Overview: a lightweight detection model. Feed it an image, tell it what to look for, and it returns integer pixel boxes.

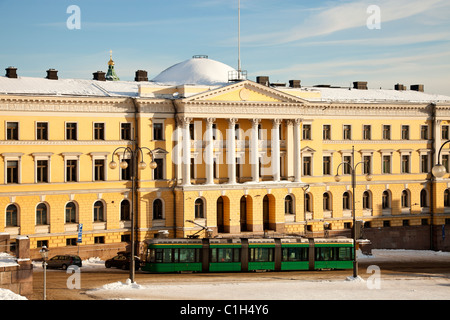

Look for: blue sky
[1,0,449,95]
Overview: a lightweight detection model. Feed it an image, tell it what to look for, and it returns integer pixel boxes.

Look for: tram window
[175,248,200,263]
[337,247,352,261]
[210,248,240,263]
[249,247,274,262]
[316,247,335,261]
[282,247,308,262]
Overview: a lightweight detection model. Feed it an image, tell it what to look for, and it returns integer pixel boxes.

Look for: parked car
[105,254,140,270]
[46,255,82,270]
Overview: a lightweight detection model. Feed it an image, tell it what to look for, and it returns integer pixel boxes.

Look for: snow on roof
[0,76,140,97]
[152,57,236,86]
[297,86,450,103]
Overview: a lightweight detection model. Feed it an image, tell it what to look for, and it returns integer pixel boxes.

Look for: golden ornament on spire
[108,50,115,66]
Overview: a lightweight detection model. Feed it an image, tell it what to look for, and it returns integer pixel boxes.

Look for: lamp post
[334,146,372,278]
[109,146,157,283]
[39,245,49,300]
[432,140,450,178]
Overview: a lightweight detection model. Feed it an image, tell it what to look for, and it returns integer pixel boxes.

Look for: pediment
[180,80,308,104]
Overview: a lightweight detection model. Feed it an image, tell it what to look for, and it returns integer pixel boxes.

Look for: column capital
[251,118,261,126]
[177,116,193,126]
[272,119,282,127]
[206,117,216,124]
[294,118,302,125]
[228,118,238,126]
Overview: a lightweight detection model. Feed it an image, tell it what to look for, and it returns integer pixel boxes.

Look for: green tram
[142,237,354,273]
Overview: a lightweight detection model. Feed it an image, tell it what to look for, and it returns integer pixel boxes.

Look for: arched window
[343,191,352,210]
[195,198,204,219]
[36,203,48,225]
[285,195,294,214]
[120,199,130,221]
[444,189,450,207]
[420,189,428,208]
[65,202,77,223]
[93,200,104,222]
[153,199,163,220]
[401,190,410,208]
[323,192,331,211]
[362,191,371,209]
[382,191,390,209]
[6,204,18,227]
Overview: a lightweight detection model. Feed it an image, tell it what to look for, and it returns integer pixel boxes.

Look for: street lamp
[432,139,450,178]
[39,245,49,300]
[334,146,372,278]
[109,146,157,283]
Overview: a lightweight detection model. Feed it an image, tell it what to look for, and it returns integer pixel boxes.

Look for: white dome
[152,57,236,85]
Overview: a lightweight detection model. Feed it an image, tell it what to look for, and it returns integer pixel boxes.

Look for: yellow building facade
[1,57,450,258]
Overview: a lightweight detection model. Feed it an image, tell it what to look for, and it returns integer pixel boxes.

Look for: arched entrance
[240,196,248,232]
[263,194,275,231]
[217,197,224,233]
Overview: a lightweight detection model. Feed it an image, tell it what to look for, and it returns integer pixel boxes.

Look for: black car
[46,255,82,270]
[105,254,140,270]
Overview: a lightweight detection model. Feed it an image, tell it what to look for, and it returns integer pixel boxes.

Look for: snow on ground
[2,249,450,300]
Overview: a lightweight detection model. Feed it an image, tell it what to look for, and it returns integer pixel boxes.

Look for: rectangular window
[121,123,132,140]
[249,247,274,262]
[94,159,105,181]
[66,123,77,140]
[94,123,105,140]
[343,125,351,140]
[66,160,78,182]
[153,123,163,141]
[363,156,371,174]
[7,161,18,184]
[421,154,429,173]
[6,122,19,140]
[443,155,449,173]
[401,125,410,140]
[323,156,331,175]
[382,155,391,174]
[303,156,312,176]
[154,158,164,180]
[36,122,48,140]
[421,125,428,140]
[343,156,352,174]
[302,124,311,140]
[121,159,131,180]
[363,125,371,140]
[383,125,391,140]
[323,125,331,140]
[401,155,410,173]
[36,160,49,183]
[443,125,449,140]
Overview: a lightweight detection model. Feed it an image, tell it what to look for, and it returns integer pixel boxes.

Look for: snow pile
[100,279,143,290]
[0,252,19,267]
[0,288,27,300]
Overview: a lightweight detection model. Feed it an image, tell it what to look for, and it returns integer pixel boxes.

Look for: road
[29,257,450,300]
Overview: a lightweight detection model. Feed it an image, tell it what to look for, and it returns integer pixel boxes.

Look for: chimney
[410,84,424,92]
[289,80,301,88]
[93,71,106,81]
[5,67,17,78]
[46,69,58,80]
[353,81,368,90]
[256,76,269,86]
[135,70,148,82]
[395,83,406,91]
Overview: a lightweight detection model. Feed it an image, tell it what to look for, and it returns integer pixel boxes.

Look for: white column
[205,117,215,185]
[272,119,281,182]
[227,118,238,184]
[286,120,294,179]
[175,117,183,184]
[181,117,192,186]
[251,118,261,183]
[293,118,302,182]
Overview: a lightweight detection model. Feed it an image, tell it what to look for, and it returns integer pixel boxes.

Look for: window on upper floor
[6,122,19,140]
[94,123,105,140]
[383,125,391,140]
[121,123,132,140]
[66,122,77,140]
[401,125,410,140]
[323,125,331,140]
[36,122,48,140]
[343,125,351,140]
[363,125,371,140]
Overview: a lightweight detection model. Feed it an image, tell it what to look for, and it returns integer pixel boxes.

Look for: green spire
[106,50,120,81]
